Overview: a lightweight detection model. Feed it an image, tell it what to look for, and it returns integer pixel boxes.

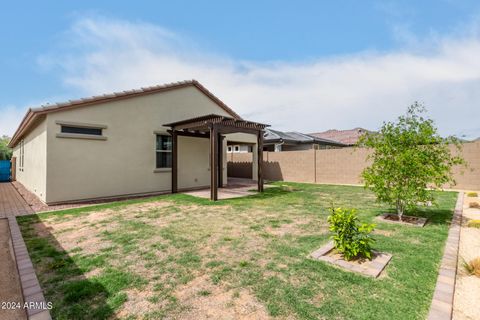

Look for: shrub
[467,220,480,228]
[327,207,376,261]
[463,257,480,277]
[469,202,480,208]
[467,192,478,197]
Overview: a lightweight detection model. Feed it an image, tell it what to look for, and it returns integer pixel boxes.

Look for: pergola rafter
[163,114,269,200]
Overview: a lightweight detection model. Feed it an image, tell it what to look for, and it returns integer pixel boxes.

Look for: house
[263,129,346,152]
[8,80,268,204]
[308,127,371,146]
[226,144,253,153]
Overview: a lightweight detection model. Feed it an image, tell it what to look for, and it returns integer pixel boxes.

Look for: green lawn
[18,183,457,319]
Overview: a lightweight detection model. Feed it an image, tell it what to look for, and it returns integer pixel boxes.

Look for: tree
[0,135,12,160]
[358,102,465,220]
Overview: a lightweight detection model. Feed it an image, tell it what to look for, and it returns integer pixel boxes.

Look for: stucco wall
[12,118,47,201]
[177,136,210,189]
[43,86,235,203]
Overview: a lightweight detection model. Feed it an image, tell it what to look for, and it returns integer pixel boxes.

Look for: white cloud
[39,16,480,139]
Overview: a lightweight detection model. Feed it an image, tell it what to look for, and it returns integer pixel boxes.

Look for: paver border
[309,241,392,278]
[427,192,463,320]
[7,216,52,320]
[376,213,428,227]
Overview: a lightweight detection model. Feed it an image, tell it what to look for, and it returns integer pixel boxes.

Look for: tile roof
[309,127,371,145]
[9,80,241,147]
[264,129,346,146]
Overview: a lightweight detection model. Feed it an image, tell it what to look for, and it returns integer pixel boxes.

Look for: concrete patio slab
[183,178,263,200]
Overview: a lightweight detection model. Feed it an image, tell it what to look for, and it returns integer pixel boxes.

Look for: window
[19,140,24,172]
[61,126,103,136]
[55,121,107,140]
[227,146,232,153]
[234,145,240,152]
[156,135,172,168]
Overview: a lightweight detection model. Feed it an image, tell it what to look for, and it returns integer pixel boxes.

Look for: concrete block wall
[227,141,480,190]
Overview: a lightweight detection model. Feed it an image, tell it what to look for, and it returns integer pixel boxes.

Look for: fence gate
[0,160,11,182]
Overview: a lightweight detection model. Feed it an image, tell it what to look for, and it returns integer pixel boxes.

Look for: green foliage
[467,219,480,228]
[0,135,12,160]
[467,192,478,197]
[358,103,465,217]
[327,207,376,261]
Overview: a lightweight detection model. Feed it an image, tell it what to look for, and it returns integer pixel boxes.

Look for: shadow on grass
[378,201,456,227]
[169,186,292,206]
[16,214,123,320]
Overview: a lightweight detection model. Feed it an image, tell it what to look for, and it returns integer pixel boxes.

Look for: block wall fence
[227,141,480,190]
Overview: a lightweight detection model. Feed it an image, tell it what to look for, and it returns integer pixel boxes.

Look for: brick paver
[0,182,51,319]
[427,192,464,320]
[0,182,34,218]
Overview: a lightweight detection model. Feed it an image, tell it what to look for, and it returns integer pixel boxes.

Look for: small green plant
[327,207,376,261]
[463,257,480,277]
[467,220,480,228]
[467,192,478,197]
[469,202,480,208]
[198,290,211,296]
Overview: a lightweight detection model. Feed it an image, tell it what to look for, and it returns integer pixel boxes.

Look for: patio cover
[163,114,269,200]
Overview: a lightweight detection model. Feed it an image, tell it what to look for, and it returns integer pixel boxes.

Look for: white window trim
[155,133,172,169]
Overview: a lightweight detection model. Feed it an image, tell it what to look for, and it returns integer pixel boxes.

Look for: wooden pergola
[163,114,269,200]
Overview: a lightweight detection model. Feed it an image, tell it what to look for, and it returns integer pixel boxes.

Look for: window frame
[60,126,103,136]
[155,134,173,169]
[19,139,24,172]
[55,120,107,141]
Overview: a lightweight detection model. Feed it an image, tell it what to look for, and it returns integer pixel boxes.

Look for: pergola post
[218,134,224,188]
[210,125,218,201]
[257,130,264,192]
[171,130,178,193]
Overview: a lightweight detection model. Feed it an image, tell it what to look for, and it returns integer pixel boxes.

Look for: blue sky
[1,0,480,138]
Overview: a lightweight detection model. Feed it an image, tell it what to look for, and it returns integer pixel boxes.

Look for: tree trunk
[396,199,404,221]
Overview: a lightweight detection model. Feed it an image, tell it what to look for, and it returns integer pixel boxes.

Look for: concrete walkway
[0,182,51,320]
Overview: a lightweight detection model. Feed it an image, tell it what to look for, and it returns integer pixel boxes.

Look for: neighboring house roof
[264,129,346,146]
[8,80,241,148]
[309,127,371,145]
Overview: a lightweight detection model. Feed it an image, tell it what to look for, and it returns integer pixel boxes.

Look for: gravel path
[0,219,27,320]
[453,192,480,320]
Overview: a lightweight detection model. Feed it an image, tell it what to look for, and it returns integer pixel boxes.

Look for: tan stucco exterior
[12,118,47,202]
[13,85,257,204]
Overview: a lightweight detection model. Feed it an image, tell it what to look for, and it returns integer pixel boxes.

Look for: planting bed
[377,213,427,227]
[310,241,392,278]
